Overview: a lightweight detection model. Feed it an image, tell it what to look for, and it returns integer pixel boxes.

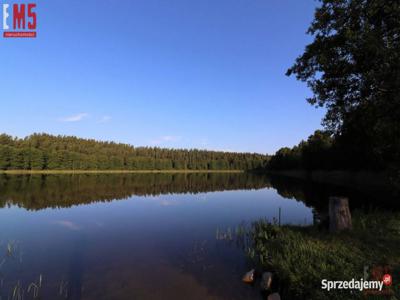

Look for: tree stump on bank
[329,197,352,232]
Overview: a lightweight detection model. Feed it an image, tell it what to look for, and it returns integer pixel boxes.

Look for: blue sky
[1,0,324,154]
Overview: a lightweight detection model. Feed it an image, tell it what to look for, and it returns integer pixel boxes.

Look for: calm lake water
[0,173,389,299]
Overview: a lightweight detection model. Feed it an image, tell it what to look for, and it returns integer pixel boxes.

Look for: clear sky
[1,0,325,154]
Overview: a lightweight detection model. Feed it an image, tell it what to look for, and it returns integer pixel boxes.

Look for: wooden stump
[329,197,352,232]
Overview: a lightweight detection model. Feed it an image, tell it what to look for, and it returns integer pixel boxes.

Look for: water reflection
[0,173,391,212]
[0,172,391,299]
[0,173,270,210]
[268,174,399,212]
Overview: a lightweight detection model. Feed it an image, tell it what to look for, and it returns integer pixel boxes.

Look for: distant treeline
[0,133,269,171]
[267,130,391,172]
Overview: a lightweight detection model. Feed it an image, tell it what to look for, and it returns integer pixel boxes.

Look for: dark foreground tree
[287,0,400,176]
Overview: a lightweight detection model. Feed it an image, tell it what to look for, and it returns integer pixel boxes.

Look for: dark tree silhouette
[276,0,400,177]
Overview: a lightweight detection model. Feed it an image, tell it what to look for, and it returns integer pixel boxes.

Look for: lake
[0,173,390,299]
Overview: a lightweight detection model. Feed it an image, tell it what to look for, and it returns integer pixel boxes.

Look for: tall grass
[224,211,400,300]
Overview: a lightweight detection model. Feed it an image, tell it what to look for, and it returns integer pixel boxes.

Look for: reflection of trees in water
[269,175,331,212]
[268,174,398,213]
[0,173,271,210]
[0,173,393,211]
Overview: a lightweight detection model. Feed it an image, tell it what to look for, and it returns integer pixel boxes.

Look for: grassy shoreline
[240,211,400,299]
[0,169,244,174]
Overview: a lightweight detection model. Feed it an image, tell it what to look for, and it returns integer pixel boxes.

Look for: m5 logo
[2,3,37,38]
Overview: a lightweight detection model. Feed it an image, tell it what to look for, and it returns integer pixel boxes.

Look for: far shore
[0,169,244,174]
[268,169,391,191]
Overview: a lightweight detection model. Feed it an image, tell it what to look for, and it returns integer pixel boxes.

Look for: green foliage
[286,0,400,176]
[268,130,334,170]
[287,0,400,131]
[0,133,269,171]
[246,212,400,299]
[0,145,13,169]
